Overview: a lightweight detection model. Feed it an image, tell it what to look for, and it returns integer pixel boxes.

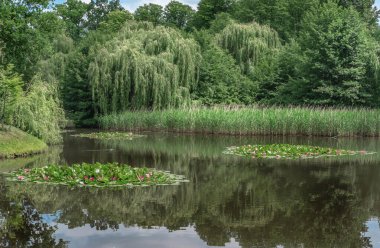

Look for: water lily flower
[360,150,367,155]
[90,177,95,182]
[145,173,151,178]
[24,169,30,173]
[44,176,49,181]
[17,176,25,180]
[138,175,145,181]
[84,176,88,180]
[95,169,100,174]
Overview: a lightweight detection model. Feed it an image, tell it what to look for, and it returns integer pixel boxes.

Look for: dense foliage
[88,22,201,114]
[0,0,379,133]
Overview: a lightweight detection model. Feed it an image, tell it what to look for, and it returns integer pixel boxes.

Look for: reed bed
[99,106,380,137]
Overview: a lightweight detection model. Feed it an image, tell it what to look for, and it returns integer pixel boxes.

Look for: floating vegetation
[5,163,187,187]
[224,144,373,159]
[72,132,145,140]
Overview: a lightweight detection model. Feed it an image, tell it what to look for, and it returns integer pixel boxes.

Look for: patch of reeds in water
[99,106,380,137]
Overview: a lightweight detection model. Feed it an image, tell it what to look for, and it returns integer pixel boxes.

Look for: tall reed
[99,106,380,137]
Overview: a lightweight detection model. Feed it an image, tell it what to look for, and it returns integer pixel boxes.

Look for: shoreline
[99,107,380,138]
[0,126,47,159]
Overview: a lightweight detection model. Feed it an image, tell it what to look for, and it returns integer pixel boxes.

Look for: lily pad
[5,162,186,187]
[72,132,145,140]
[224,144,373,159]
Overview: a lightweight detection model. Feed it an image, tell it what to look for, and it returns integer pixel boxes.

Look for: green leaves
[7,162,186,187]
[72,132,145,140]
[225,144,370,159]
[0,64,23,124]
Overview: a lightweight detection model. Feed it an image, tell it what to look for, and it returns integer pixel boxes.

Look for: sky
[54,0,380,13]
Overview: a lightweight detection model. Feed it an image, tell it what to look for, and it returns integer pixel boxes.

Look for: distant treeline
[0,0,379,135]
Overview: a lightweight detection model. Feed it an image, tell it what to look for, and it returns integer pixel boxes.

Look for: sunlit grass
[0,126,47,159]
[99,106,380,137]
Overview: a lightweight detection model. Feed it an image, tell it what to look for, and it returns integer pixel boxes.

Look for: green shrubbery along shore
[0,126,47,159]
[100,107,380,137]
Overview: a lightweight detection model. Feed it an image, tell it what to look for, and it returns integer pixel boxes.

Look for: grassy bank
[99,107,380,137]
[0,126,47,159]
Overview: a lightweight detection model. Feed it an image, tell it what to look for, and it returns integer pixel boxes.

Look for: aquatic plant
[224,144,372,159]
[6,163,186,187]
[99,106,380,137]
[72,132,145,140]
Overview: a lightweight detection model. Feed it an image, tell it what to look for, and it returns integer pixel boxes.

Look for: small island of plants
[225,144,371,159]
[72,132,145,140]
[6,163,186,187]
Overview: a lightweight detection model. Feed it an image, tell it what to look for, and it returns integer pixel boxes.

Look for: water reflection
[0,132,379,247]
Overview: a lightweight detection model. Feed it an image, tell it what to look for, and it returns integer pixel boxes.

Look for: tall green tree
[134,3,164,25]
[88,22,201,114]
[86,0,124,30]
[55,0,88,40]
[337,0,379,27]
[277,1,380,106]
[0,0,65,81]
[98,10,133,33]
[232,0,319,40]
[0,64,23,125]
[164,1,194,30]
[194,45,258,105]
[193,0,234,29]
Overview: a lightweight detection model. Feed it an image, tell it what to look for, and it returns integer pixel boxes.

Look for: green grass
[5,162,187,187]
[0,126,47,159]
[99,106,380,137]
[225,144,372,159]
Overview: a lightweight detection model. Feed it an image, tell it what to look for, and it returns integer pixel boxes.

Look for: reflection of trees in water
[0,179,67,247]
[2,134,380,247]
[7,160,380,247]
[0,145,63,173]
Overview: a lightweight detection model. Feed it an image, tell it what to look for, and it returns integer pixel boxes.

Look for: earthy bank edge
[224,144,373,159]
[5,163,187,187]
[71,132,145,140]
[0,126,47,159]
[100,107,380,137]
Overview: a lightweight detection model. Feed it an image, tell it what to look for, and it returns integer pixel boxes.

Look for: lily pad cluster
[6,163,186,187]
[225,144,369,159]
[72,132,145,140]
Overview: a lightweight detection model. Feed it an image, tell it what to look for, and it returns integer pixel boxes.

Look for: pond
[0,130,380,247]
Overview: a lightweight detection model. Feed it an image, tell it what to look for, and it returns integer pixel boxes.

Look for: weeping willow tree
[88,22,201,115]
[217,22,282,75]
[11,77,65,144]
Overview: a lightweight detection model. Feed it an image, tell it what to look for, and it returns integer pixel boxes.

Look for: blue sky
[54,0,380,12]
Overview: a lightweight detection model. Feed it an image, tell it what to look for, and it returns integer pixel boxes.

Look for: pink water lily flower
[17,176,25,181]
[44,176,49,181]
[138,175,145,181]
[360,150,367,155]
[84,176,89,180]
[90,177,95,182]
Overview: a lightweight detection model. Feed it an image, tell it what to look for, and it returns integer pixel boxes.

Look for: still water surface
[0,131,380,248]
